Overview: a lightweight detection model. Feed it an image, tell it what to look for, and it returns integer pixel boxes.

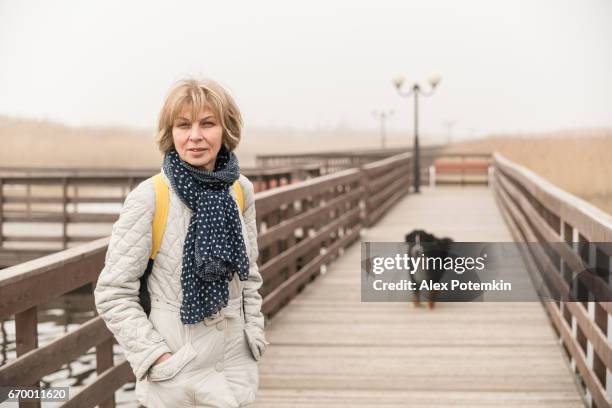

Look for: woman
[94,78,268,407]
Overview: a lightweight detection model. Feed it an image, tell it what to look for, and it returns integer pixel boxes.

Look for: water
[0,293,140,407]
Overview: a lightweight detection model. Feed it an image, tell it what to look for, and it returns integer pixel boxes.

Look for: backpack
[139,173,245,316]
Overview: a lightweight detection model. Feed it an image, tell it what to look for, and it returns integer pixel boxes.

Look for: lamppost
[443,120,458,145]
[392,74,440,193]
[372,109,394,149]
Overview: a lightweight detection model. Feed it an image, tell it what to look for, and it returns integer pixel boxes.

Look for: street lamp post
[443,120,458,145]
[392,74,440,193]
[372,109,394,149]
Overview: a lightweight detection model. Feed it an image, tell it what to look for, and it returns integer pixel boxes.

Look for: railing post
[62,177,68,249]
[15,307,40,408]
[285,201,297,279]
[266,208,282,288]
[73,184,79,213]
[0,177,4,247]
[608,252,612,402]
[294,168,301,183]
[429,165,436,189]
[26,181,31,218]
[359,166,370,228]
[96,337,116,408]
[0,319,6,365]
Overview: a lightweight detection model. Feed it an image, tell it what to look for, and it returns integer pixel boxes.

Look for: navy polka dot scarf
[163,146,250,324]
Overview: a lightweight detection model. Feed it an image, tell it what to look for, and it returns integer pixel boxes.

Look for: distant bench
[429,158,492,186]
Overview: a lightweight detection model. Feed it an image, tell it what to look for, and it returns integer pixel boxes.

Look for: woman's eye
[177,123,190,129]
[201,122,215,127]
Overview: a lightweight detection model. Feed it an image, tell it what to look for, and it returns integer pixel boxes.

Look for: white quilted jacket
[94,168,268,407]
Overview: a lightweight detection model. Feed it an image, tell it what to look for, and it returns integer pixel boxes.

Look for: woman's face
[172,105,223,171]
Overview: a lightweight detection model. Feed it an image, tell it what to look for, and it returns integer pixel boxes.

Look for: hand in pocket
[148,344,197,382]
[152,352,173,367]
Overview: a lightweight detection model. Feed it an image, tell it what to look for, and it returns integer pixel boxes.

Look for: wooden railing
[255,147,409,172]
[0,174,143,246]
[256,146,445,175]
[255,168,363,315]
[243,164,321,192]
[0,238,122,408]
[0,166,322,267]
[492,153,612,408]
[0,152,486,268]
[0,152,413,407]
[256,148,488,187]
[0,165,320,180]
[362,153,412,226]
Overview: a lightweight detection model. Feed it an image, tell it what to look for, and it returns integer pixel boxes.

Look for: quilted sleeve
[240,175,269,359]
[93,179,172,381]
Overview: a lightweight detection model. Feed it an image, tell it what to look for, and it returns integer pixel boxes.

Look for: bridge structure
[0,148,610,407]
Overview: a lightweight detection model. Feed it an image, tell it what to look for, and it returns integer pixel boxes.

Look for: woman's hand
[244,325,270,361]
[152,352,172,366]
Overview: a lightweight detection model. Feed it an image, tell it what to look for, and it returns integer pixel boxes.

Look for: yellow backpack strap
[232,179,245,213]
[151,173,169,260]
[150,175,241,260]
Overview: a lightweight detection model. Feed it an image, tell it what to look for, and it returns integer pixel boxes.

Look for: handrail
[494,153,612,244]
[492,152,611,408]
[0,167,322,265]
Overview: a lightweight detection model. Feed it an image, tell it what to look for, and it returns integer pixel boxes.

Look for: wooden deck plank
[253,186,584,407]
[254,389,582,408]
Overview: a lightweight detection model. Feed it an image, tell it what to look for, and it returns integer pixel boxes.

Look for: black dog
[404,229,454,309]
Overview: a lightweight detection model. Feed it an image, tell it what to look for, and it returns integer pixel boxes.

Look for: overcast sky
[0,0,610,139]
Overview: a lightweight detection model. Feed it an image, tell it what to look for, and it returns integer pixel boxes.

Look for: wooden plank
[0,317,112,387]
[2,236,77,243]
[255,169,362,217]
[435,178,488,186]
[260,208,359,282]
[362,152,411,172]
[549,303,608,408]
[367,175,410,226]
[0,235,106,243]
[434,160,490,172]
[0,238,108,319]
[0,166,156,175]
[254,389,582,408]
[2,213,118,223]
[258,190,361,248]
[60,361,133,408]
[263,226,360,316]
[0,175,147,185]
[2,196,125,204]
[365,165,407,193]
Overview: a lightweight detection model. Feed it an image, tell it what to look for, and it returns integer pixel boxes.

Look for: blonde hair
[156,78,242,153]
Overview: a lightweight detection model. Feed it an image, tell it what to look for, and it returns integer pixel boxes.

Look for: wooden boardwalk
[252,186,584,407]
